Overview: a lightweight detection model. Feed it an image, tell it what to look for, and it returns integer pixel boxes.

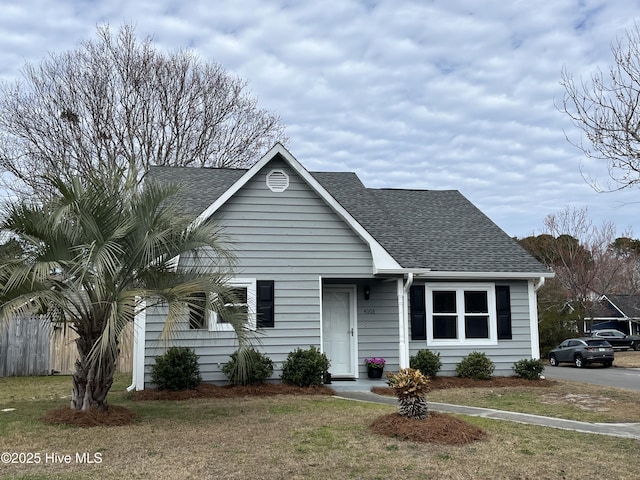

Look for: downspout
[534,276,545,292]
[127,298,146,392]
[397,273,414,368]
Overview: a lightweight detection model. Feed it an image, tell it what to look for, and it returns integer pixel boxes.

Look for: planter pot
[367,366,384,379]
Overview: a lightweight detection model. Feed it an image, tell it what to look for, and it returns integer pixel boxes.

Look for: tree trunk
[70,334,117,411]
[398,395,428,420]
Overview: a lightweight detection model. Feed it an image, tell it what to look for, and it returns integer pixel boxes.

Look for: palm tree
[0,171,248,411]
[386,368,430,419]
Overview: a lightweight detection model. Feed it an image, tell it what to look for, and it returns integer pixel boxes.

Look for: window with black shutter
[256,280,275,328]
[496,286,512,340]
[410,285,426,340]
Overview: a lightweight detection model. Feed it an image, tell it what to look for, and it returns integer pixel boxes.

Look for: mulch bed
[130,382,336,401]
[372,375,556,396]
[41,376,551,439]
[366,376,554,445]
[370,411,486,445]
[41,405,137,428]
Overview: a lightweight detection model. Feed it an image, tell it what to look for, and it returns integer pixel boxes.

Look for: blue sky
[1,0,639,238]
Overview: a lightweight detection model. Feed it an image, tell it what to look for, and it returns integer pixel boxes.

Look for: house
[129,144,553,389]
[585,294,640,335]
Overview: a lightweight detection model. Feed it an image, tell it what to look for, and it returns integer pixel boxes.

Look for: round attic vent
[266,169,289,192]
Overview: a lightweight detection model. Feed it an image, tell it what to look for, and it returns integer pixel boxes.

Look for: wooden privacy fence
[0,315,133,377]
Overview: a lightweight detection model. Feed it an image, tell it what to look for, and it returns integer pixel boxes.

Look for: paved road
[542,364,640,391]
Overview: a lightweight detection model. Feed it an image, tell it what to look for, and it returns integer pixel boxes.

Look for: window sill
[428,339,498,347]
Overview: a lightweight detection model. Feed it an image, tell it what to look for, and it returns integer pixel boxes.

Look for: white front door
[322,286,357,378]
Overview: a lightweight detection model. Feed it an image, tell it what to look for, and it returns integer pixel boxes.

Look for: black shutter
[496,285,512,340]
[256,280,275,328]
[410,285,426,340]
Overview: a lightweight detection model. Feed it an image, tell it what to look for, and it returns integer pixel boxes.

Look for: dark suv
[590,329,640,351]
[548,338,614,368]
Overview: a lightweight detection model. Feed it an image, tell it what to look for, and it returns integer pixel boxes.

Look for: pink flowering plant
[365,357,386,369]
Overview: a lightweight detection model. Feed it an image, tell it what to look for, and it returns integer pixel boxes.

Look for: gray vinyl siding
[355,279,400,375]
[143,156,538,385]
[144,158,377,384]
[408,280,533,375]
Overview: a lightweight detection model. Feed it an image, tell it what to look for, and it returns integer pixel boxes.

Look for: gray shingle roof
[312,172,548,273]
[148,165,244,218]
[148,164,549,274]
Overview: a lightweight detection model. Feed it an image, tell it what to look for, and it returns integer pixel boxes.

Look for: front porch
[327,377,388,392]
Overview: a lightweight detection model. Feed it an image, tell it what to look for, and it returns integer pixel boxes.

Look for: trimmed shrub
[513,358,545,380]
[281,346,330,387]
[222,348,274,385]
[409,349,442,377]
[151,347,201,391]
[455,351,495,380]
[386,368,430,419]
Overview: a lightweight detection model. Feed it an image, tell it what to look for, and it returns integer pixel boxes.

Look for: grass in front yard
[612,350,640,368]
[424,353,640,423]
[427,379,640,423]
[0,374,638,479]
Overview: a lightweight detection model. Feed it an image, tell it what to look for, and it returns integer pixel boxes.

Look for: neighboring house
[585,294,640,335]
[130,144,553,389]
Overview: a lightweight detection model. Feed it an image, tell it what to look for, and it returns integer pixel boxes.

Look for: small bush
[409,349,442,377]
[385,368,430,399]
[513,358,545,380]
[281,346,330,387]
[455,351,495,380]
[151,347,201,391]
[222,348,274,385]
[386,368,430,419]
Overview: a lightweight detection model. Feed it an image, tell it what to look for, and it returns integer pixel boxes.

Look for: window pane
[464,291,488,313]
[220,305,249,324]
[225,287,248,304]
[220,285,249,325]
[433,315,457,339]
[465,316,489,338]
[189,293,207,330]
[433,291,456,313]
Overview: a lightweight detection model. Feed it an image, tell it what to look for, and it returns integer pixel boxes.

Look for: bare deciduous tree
[560,24,640,191]
[521,207,628,333]
[0,24,287,198]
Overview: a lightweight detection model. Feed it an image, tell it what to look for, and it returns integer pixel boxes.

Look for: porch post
[528,280,541,359]
[127,298,146,392]
[397,274,412,368]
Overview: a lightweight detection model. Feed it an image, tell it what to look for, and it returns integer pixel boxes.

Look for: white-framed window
[426,283,497,346]
[211,278,256,331]
[189,279,256,332]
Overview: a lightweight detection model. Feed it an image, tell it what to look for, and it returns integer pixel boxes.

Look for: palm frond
[0,169,250,389]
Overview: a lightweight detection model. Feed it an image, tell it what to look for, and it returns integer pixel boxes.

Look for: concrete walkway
[332,389,640,440]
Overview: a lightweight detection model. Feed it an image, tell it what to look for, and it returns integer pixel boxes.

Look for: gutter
[377,269,555,280]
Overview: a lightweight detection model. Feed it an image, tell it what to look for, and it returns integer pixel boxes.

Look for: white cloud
[0,0,639,238]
